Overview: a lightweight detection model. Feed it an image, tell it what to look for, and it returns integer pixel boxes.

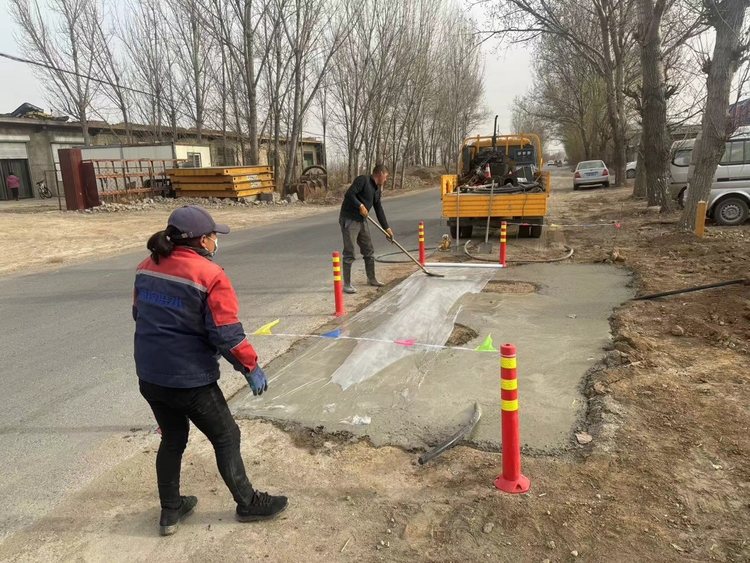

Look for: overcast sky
[0,0,533,138]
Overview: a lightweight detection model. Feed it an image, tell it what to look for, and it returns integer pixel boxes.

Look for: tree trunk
[81,106,91,146]
[245,0,259,164]
[639,0,673,211]
[632,137,647,198]
[679,0,748,230]
[283,46,303,186]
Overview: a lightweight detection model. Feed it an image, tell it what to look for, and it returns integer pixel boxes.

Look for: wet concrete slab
[233,263,633,452]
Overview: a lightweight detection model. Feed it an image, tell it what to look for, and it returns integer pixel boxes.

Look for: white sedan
[574,160,611,190]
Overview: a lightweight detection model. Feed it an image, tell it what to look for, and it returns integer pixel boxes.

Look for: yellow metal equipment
[441,133,551,239]
[168,165,275,199]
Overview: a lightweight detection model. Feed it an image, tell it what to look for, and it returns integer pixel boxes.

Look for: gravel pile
[77,193,305,213]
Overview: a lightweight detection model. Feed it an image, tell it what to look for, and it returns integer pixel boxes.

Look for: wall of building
[0,117,324,197]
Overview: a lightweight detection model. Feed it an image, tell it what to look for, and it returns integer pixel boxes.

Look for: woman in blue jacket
[134,205,287,535]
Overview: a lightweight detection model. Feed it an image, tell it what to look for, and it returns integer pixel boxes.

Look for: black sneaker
[236,491,288,522]
[159,495,198,536]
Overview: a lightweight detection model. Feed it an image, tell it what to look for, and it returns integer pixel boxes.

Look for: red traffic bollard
[418,222,426,266]
[494,343,530,494]
[332,252,346,317]
[499,221,507,267]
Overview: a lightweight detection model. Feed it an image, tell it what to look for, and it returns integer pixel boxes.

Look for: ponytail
[147,227,176,264]
[147,224,202,263]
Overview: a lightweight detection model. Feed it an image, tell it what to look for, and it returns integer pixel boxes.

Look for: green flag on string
[475,334,497,352]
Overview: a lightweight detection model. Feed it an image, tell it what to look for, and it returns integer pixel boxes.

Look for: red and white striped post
[332,252,346,317]
[494,343,530,494]
[418,221,426,266]
[499,221,507,267]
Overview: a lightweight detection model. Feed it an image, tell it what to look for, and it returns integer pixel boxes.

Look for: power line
[0,51,154,98]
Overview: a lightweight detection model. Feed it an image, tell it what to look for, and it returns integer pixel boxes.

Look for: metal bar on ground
[424,263,505,269]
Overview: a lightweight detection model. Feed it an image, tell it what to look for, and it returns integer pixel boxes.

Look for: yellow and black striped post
[494,343,530,493]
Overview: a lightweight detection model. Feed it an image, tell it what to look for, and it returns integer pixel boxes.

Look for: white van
[669,134,750,225]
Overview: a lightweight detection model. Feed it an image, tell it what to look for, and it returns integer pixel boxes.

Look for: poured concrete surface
[233,264,634,451]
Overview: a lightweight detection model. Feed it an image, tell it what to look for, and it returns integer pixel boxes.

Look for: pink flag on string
[394,339,416,347]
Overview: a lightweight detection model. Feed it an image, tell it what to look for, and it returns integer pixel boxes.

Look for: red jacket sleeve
[204,270,258,374]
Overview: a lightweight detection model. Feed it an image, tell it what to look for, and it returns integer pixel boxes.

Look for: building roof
[0,106,322,145]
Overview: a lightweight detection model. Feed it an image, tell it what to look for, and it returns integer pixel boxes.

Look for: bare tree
[85,0,133,142]
[10,0,97,144]
[680,0,750,230]
[487,0,637,186]
[509,34,612,164]
[167,0,216,141]
[636,0,674,210]
[281,0,350,185]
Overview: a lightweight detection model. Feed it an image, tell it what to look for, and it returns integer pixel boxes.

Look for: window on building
[303,151,314,168]
[185,152,202,168]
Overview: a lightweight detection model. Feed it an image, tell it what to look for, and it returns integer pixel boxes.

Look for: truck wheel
[529,225,543,238]
[713,197,749,226]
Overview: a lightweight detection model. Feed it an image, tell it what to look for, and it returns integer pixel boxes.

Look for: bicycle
[36,179,52,199]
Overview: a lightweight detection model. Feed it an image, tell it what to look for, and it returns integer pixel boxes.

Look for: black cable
[0,51,155,97]
[632,279,746,301]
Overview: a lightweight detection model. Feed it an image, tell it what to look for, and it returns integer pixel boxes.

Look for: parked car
[626,161,637,179]
[669,134,750,225]
[573,160,610,190]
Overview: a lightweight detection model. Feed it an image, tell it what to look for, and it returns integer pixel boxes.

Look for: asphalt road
[0,188,442,543]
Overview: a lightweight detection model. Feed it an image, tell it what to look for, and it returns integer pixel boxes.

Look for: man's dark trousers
[339,216,374,266]
[139,380,255,510]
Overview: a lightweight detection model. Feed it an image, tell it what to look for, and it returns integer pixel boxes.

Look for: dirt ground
[2,177,749,562]
[0,202,332,278]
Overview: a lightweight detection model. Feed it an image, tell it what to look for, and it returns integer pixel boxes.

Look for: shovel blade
[475,242,494,254]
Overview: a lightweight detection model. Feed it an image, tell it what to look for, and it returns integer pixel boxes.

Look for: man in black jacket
[339,164,393,293]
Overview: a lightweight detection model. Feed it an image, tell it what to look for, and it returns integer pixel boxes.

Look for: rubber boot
[365,258,384,287]
[343,262,357,294]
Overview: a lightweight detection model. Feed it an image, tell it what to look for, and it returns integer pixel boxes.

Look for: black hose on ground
[463,240,575,264]
[418,402,482,465]
[632,279,747,301]
[374,246,441,264]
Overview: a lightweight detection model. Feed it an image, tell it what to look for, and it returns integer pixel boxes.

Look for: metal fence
[86,158,187,199]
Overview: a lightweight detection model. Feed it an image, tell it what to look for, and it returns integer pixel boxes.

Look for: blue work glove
[244,365,268,396]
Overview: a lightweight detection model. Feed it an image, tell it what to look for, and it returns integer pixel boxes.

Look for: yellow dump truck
[441,132,551,239]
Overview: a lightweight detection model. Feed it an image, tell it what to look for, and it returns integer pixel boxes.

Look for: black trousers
[139,379,255,510]
[340,216,375,266]
[10,188,18,201]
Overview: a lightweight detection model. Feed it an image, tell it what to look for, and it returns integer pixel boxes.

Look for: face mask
[210,236,218,257]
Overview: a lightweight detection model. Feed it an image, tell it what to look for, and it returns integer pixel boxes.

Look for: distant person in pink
[6,173,21,201]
